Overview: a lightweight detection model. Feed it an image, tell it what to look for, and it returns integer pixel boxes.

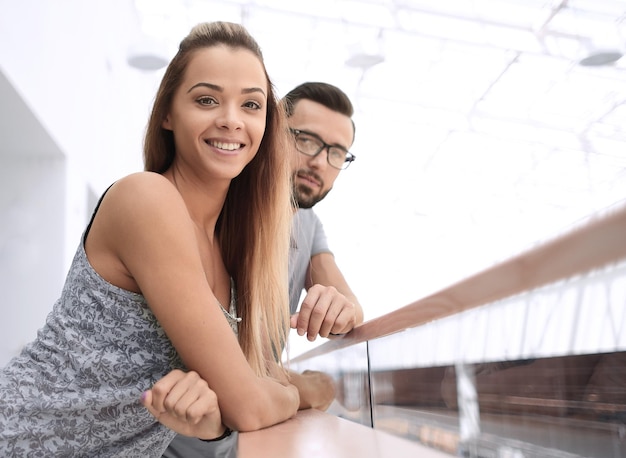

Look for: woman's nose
[216,106,244,130]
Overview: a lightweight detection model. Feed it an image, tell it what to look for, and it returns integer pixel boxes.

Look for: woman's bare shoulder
[96,172,190,236]
[105,172,182,208]
[111,171,175,196]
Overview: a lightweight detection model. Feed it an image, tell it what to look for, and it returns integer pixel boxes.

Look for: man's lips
[297,173,321,188]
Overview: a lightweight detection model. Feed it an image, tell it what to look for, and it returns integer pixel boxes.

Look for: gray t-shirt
[288,208,332,314]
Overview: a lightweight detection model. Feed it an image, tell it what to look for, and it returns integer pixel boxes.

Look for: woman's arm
[141,369,225,440]
[86,173,299,431]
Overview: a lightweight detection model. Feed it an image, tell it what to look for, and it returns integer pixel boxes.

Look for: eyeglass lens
[296,133,349,169]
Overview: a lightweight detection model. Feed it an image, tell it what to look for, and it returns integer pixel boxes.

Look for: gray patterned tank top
[0,238,186,457]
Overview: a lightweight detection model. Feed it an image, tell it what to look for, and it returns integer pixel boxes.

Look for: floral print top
[0,239,185,457]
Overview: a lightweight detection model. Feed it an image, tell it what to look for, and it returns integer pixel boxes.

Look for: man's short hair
[283,82,355,140]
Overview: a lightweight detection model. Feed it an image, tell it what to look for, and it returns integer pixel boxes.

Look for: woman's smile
[206,139,245,155]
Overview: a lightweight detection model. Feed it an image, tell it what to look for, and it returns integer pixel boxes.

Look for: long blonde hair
[144,22,292,376]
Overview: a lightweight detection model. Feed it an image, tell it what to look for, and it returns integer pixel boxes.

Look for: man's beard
[293,183,331,209]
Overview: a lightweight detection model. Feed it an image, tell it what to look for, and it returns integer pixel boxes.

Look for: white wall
[0,0,151,190]
[0,0,156,364]
[0,157,66,365]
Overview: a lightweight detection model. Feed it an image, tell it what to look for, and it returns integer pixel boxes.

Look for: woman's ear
[162,115,172,131]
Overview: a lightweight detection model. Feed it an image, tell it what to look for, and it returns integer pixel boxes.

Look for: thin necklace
[219,278,241,333]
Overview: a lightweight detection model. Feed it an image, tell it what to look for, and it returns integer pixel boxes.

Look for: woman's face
[162,45,268,181]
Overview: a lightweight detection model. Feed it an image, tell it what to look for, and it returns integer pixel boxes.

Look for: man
[284,81,364,341]
[163,82,362,457]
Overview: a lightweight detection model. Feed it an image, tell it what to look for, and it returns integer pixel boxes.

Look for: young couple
[0,21,361,457]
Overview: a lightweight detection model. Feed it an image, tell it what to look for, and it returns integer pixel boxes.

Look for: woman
[0,21,299,456]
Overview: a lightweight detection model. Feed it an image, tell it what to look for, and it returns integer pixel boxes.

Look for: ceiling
[130,0,626,287]
[127,1,626,222]
[132,0,626,157]
[2,0,626,317]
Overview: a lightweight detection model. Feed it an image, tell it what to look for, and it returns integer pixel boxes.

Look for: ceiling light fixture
[127,52,168,71]
[345,49,385,69]
[345,29,386,71]
[127,36,169,71]
[578,50,624,67]
[127,0,170,71]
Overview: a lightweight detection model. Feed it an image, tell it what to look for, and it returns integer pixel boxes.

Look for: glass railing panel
[370,364,458,454]
[289,341,372,426]
[367,261,626,457]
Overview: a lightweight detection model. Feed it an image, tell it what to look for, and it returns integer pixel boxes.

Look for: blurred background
[1,0,625,363]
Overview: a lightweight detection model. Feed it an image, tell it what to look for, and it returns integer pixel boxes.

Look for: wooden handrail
[291,204,626,363]
[238,409,452,458]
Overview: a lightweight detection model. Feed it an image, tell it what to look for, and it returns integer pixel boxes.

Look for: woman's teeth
[210,141,241,151]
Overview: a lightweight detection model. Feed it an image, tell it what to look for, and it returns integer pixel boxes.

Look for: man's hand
[141,369,226,440]
[291,284,357,341]
[289,369,336,411]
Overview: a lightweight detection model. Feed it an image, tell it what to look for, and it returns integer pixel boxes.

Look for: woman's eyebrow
[187,82,221,93]
[187,82,266,98]
[242,87,266,97]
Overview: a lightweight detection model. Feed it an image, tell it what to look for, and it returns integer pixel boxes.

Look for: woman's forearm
[222,378,299,431]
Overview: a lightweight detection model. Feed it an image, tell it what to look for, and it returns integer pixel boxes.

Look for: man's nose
[307,148,328,169]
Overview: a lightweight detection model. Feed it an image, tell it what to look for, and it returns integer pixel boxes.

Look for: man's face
[288,99,354,208]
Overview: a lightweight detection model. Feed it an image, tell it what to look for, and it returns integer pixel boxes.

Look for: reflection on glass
[290,342,371,426]
[368,341,626,457]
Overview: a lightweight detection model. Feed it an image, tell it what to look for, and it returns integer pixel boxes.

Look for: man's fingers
[296,287,322,336]
[290,313,299,329]
[329,304,356,335]
[305,288,334,341]
[297,285,358,340]
[317,301,342,338]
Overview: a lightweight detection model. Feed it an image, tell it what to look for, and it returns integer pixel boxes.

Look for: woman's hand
[141,369,226,440]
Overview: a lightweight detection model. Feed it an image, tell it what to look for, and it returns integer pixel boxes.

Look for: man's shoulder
[295,207,320,223]
[293,207,330,254]
[293,208,324,240]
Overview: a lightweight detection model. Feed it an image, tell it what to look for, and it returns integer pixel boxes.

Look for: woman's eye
[243,100,262,110]
[197,96,216,106]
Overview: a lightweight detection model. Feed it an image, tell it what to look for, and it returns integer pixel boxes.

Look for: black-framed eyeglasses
[290,128,355,170]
